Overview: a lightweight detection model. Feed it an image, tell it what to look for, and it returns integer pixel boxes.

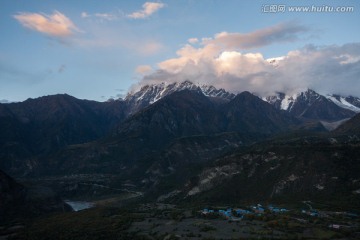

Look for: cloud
[277,43,360,96]
[142,47,276,94]
[81,12,89,18]
[137,23,360,97]
[94,13,118,21]
[188,38,199,44]
[14,11,80,37]
[127,2,165,19]
[136,65,153,74]
[154,22,309,73]
[205,22,309,50]
[81,3,164,21]
[81,11,120,21]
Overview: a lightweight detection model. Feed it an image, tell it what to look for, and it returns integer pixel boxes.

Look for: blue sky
[1,0,360,102]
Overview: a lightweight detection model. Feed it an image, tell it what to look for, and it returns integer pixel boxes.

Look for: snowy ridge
[265,89,360,113]
[125,81,360,121]
[125,80,235,105]
[263,91,302,111]
[124,81,235,115]
[264,89,360,121]
[200,85,236,99]
[326,95,360,113]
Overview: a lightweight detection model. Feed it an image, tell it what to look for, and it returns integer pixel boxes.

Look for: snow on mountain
[199,84,236,100]
[124,81,235,115]
[343,96,360,108]
[264,89,357,121]
[326,95,360,113]
[280,94,297,111]
[124,80,360,122]
[263,90,315,112]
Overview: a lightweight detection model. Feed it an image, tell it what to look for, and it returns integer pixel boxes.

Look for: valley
[1,81,360,239]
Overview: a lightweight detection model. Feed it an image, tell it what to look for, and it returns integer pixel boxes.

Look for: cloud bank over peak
[137,22,360,97]
[14,11,80,38]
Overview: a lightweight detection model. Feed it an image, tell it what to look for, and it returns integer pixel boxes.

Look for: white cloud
[81,12,89,18]
[94,13,118,21]
[136,65,153,74]
[138,23,360,97]
[81,11,120,21]
[188,38,199,44]
[127,2,165,19]
[14,11,80,37]
[276,44,360,96]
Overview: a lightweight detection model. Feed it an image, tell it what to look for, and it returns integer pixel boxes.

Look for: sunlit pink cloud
[14,10,80,37]
[136,65,153,74]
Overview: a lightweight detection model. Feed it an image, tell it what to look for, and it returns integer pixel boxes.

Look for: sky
[1,0,360,102]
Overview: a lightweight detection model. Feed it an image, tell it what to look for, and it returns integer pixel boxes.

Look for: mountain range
[125,80,360,122]
[124,81,235,116]
[264,89,359,122]
[1,81,360,210]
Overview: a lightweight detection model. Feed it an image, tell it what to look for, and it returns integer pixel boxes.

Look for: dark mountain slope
[30,90,302,182]
[0,105,36,175]
[35,90,223,176]
[117,89,219,147]
[0,94,127,175]
[6,94,126,152]
[0,169,70,223]
[299,94,355,121]
[223,91,299,134]
[0,169,26,214]
[334,113,360,134]
[0,104,26,144]
[179,135,360,206]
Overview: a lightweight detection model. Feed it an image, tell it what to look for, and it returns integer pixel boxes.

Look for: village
[124,202,360,239]
[199,202,359,231]
[201,204,288,220]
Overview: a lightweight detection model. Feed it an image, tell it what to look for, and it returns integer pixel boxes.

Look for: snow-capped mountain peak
[200,84,235,100]
[264,89,359,121]
[125,81,360,122]
[124,81,235,115]
[263,89,317,112]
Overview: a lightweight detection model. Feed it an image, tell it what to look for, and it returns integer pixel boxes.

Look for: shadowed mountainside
[0,169,71,223]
